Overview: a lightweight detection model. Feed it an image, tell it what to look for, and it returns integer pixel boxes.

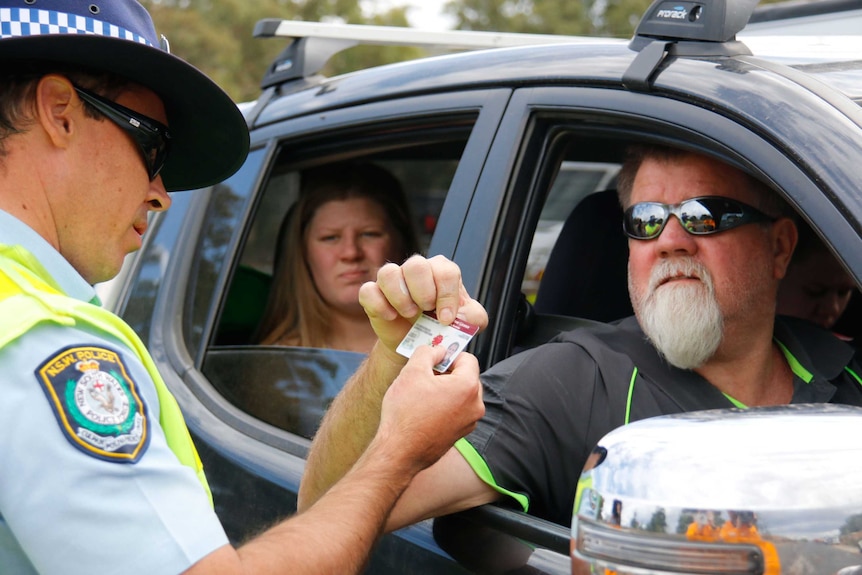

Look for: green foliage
[601,0,654,36]
[841,513,862,536]
[645,507,668,533]
[141,0,421,102]
[443,0,653,36]
[445,0,791,37]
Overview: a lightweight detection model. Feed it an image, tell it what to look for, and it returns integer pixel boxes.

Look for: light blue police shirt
[0,210,228,574]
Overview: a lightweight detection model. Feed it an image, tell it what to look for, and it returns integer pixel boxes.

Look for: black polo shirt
[455,315,862,527]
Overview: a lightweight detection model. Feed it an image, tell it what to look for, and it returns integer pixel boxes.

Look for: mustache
[647,258,712,295]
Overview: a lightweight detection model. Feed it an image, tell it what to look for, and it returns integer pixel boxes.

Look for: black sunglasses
[74,86,172,181]
[623,196,775,240]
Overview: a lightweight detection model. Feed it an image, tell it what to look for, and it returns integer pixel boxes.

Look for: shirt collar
[773,315,856,403]
[616,315,853,407]
[773,315,854,382]
[0,210,99,305]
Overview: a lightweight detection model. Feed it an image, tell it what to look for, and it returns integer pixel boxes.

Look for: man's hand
[300,255,487,518]
[359,255,489,361]
[376,344,484,473]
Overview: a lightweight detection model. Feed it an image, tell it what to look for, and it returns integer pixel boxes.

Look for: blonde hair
[256,162,419,347]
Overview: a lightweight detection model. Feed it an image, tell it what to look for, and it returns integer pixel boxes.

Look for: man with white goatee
[299,144,862,531]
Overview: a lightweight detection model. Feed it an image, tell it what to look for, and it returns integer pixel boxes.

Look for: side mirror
[571,404,862,574]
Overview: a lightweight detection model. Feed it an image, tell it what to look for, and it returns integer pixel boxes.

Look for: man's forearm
[298,341,406,511]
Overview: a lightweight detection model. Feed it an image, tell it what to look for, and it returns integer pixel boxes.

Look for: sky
[362,0,455,31]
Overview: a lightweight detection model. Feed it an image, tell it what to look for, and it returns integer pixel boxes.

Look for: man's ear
[771,218,798,280]
[34,75,78,149]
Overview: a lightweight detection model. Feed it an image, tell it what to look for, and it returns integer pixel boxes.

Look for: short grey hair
[616,143,793,220]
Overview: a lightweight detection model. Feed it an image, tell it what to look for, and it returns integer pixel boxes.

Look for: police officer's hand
[377,344,484,471]
[359,255,489,360]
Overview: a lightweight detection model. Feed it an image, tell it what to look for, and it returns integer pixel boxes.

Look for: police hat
[0,0,250,191]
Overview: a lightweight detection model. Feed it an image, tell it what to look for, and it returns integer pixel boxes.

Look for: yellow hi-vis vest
[0,243,213,505]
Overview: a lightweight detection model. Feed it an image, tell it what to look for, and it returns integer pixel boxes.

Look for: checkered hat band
[0,7,153,46]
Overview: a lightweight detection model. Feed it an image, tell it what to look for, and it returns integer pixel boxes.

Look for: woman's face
[305,197,403,315]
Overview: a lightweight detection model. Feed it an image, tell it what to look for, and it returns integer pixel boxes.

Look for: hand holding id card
[396,311,479,372]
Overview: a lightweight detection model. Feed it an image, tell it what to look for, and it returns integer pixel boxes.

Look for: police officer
[0,1,484,573]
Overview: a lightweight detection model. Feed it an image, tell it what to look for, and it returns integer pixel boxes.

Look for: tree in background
[645,507,669,534]
[443,0,653,36]
[443,0,785,36]
[142,0,418,102]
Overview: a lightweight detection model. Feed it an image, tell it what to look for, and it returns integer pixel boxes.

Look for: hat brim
[1,34,250,192]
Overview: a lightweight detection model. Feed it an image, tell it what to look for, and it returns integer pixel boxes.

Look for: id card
[396,311,479,372]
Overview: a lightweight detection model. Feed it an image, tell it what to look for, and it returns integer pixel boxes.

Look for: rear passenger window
[202,115,476,438]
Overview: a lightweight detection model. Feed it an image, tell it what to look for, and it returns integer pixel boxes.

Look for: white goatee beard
[630,258,724,370]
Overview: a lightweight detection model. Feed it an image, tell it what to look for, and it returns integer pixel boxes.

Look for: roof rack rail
[749,0,862,25]
[253,19,609,90]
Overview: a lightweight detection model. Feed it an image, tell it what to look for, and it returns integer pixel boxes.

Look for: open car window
[486,103,862,368]
[201,115,477,438]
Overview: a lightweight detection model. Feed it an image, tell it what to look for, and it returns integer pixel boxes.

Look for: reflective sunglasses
[623,196,775,240]
[74,86,172,181]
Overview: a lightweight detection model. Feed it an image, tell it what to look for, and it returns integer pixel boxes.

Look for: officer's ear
[771,218,798,280]
[34,75,78,149]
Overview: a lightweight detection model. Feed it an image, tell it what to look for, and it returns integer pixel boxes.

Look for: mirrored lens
[625,202,667,239]
[692,198,749,232]
[679,198,719,234]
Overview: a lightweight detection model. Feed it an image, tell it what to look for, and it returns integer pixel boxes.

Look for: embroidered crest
[36,345,149,463]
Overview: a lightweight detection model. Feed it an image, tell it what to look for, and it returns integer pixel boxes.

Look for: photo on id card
[396,311,479,372]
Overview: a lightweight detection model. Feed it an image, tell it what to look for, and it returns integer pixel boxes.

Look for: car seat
[215,265,273,345]
[533,189,632,322]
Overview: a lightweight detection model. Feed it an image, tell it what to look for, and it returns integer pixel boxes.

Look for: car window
[521,135,861,343]
[185,150,268,356]
[204,347,365,437]
[202,115,477,439]
[472,96,862,367]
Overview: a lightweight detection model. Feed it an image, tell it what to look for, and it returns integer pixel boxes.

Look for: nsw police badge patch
[36,345,150,463]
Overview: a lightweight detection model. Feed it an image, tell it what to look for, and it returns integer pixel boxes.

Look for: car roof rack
[624,0,759,91]
[246,0,764,123]
[253,19,612,90]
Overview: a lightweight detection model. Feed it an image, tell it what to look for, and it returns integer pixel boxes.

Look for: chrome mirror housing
[571,404,862,575]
